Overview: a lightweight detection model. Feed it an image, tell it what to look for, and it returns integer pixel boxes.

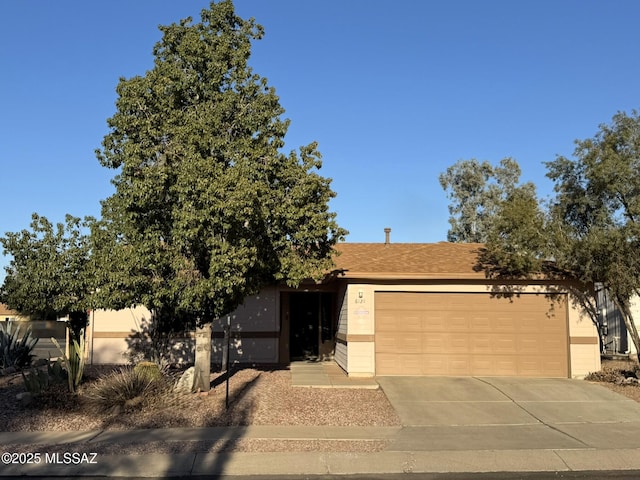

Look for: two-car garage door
[375,292,569,377]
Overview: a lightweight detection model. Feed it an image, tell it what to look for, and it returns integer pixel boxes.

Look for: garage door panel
[469,316,492,331]
[422,333,447,353]
[493,316,518,331]
[469,335,492,354]
[449,335,470,354]
[377,353,422,375]
[448,315,469,331]
[376,332,421,353]
[375,292,568,377]
[422,314,447,331]
[375,313,397,331]
[493,336,518,354]
[448,356,472,375]
[378,313,422,332]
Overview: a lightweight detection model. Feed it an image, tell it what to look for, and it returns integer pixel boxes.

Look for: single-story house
[0,303,28,322]
[87,238,601,378]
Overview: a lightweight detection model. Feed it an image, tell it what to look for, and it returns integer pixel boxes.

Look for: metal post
[225,315,231,409]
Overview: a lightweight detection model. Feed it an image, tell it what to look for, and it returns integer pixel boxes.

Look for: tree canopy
[439,157,528,243]
[463,110,640,359]
[543,110,640,357]
[93,0,346,388]
[0,213,93,337]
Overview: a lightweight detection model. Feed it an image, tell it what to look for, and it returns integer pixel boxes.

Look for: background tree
[480,183,548,278]
[0,213,93,339]
[439,157,523,243]
[473,111,640,359]
[544,110,640,360]
[94,0,346,390]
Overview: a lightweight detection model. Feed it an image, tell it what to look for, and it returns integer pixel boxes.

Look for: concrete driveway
[377,376,640,452]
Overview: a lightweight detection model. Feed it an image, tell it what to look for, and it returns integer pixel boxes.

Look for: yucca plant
[51,330,86,393]
[0,322,39,369]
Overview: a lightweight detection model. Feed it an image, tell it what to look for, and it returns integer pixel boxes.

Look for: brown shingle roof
[0,303,19,316]
[332,242,486,279]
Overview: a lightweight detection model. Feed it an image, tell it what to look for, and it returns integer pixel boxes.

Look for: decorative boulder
[174,366,196,394]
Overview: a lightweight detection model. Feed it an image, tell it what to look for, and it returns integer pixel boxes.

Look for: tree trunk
[194,322,212,392]
[614,297,640,363]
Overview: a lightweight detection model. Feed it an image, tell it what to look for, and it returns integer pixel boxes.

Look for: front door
[288,292,335,361]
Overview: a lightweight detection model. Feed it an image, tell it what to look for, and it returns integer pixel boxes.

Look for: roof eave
[337,272,486,280]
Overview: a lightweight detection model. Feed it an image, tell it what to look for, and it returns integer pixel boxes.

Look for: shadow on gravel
[195,368,262,477]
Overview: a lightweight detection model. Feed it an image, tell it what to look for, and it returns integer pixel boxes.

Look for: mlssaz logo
[45,453,98,465]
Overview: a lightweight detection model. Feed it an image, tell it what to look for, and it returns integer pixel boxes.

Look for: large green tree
[474,111,640,359]
[544,110,640,359]
[0,213,93,338]
[94,0,346,390]
[439,157,527,243]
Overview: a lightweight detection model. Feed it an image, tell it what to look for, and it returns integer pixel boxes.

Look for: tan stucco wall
[342,284,375,376]
[341,282,601,378]
[88,306,152,364]
[566,296,601,378]
[211,285,279,365]
[88,287,280,365]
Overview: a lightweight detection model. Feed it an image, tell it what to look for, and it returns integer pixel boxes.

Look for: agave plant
[0,322,39,369]
[51,331,86,393]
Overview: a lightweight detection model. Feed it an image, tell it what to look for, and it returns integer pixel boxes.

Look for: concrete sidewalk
[0,426,640,477]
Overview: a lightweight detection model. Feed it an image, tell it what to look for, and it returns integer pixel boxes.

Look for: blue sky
[2,0,640,278]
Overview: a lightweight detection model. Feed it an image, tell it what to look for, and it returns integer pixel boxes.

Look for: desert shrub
[83,367,169,412]
[585,369,624,383]
[585,366,640,383]
[0,322,38,369]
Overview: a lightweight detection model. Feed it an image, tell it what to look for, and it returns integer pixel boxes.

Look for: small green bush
[0,322,39,369]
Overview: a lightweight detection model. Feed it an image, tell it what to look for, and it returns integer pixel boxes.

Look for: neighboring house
[0,303,66,360]
[596,285,640,357]
[88,236,601,378]
[0,303,27,322]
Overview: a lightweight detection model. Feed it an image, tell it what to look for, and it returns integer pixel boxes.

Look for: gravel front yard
[0,365,399,453]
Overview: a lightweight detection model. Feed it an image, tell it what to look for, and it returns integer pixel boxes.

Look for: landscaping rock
[124,396,145,411]
[174,366,196,394]
[16,392,33,407]
[109,404,123,416]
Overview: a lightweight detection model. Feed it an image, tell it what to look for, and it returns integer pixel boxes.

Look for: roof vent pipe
[384,228,391,245]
